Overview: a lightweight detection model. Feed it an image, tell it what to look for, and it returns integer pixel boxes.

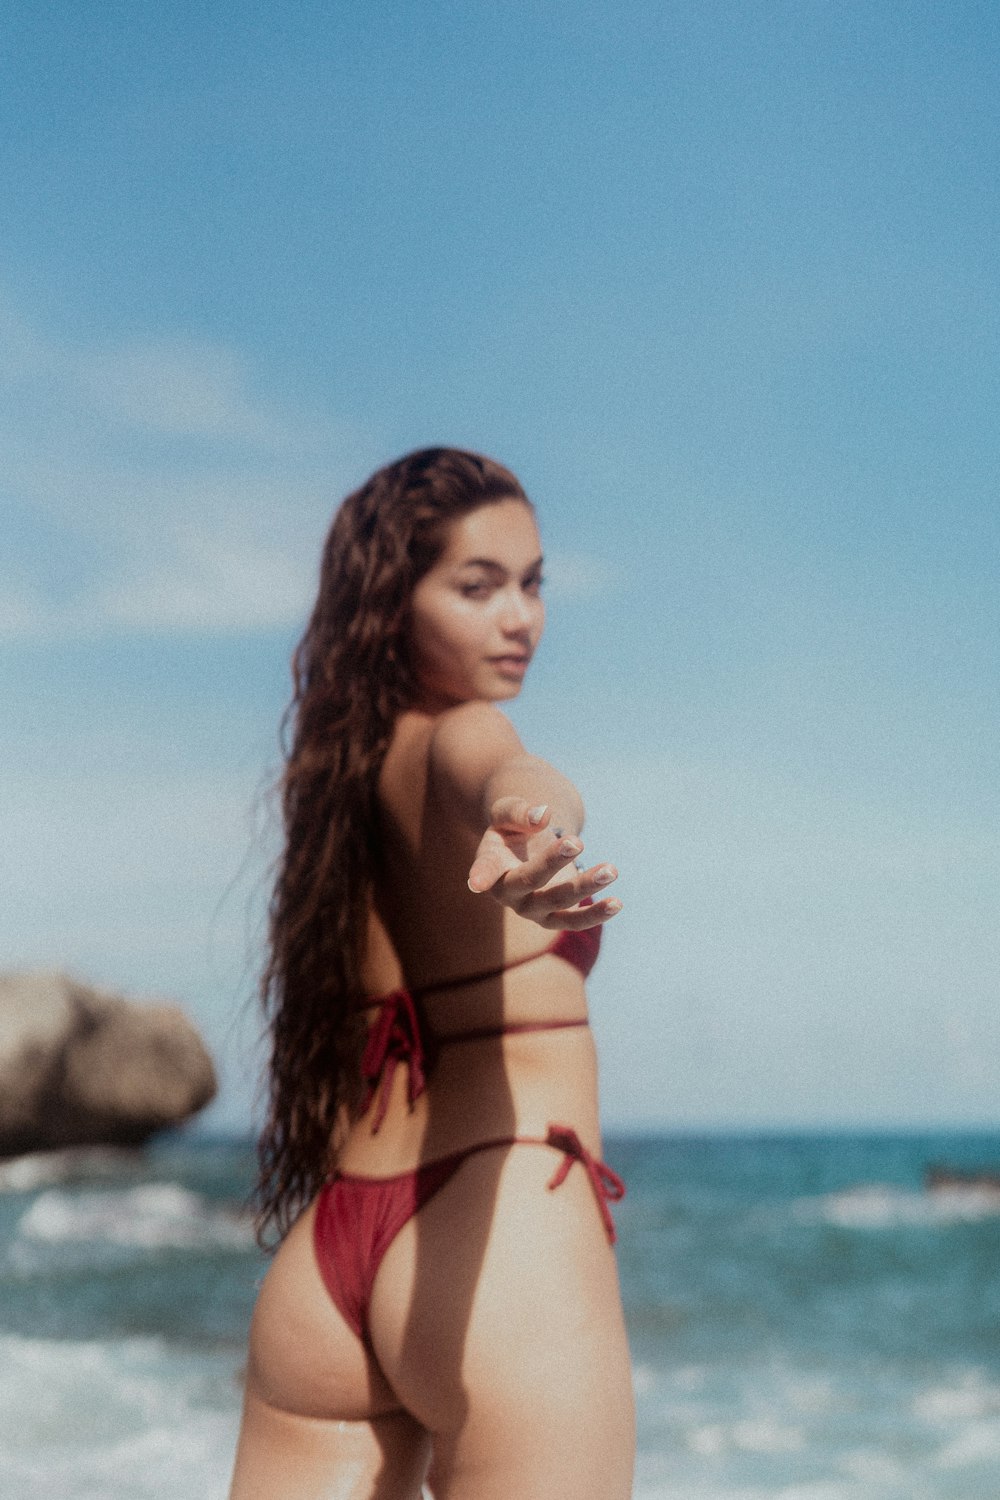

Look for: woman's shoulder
[428,700,521,757]
[381,702,512,779]
[427,701,524,791]
[380,703,519,808]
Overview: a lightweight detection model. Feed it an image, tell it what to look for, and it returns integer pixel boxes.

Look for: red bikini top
[360,926,601,1132]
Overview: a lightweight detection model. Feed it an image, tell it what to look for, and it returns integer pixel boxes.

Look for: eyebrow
[456,554,544,574]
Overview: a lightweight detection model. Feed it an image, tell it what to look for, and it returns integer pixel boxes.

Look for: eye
[459,581,491,599]
[523,571,545,596]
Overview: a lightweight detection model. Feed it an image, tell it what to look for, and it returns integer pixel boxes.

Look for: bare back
[338,704,603,1175]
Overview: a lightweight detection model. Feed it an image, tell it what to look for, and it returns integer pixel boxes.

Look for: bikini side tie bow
[360,988,428,1132]
[544,1124,626,1244]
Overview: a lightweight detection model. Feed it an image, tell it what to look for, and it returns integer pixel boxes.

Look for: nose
[498,585,535,635]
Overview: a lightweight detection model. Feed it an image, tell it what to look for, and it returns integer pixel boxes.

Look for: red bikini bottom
[313,1124,625,1343]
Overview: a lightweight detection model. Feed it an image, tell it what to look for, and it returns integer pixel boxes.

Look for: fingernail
[593,865,617,886]
[528,804,548,825]
[560,839,582,858]
[604,898,622,914]
[467,878,481,893]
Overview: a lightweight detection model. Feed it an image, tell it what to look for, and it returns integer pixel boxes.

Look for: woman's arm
[428,702,621,929]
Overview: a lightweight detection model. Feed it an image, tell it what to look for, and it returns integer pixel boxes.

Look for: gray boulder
[0,971,217,1155]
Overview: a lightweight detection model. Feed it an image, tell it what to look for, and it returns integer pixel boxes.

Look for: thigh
[367,1144,635,1500]
[229,1396,430,1500]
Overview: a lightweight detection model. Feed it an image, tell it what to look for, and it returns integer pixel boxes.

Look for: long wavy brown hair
[255,447,530,1243]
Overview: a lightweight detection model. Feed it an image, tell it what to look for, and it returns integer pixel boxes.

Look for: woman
[229,448,634,1499]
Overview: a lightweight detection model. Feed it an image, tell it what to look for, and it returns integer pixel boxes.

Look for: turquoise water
[2,1132,1000,1497]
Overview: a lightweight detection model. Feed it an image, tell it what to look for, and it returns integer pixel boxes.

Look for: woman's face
[408,499,545,709]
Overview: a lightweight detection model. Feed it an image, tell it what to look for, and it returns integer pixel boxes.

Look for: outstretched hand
[467,798,622,929]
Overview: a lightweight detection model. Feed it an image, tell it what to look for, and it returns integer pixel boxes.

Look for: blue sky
[2,1,997,1132]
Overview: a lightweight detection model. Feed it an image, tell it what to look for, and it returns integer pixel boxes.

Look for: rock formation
[0,971,217,1156]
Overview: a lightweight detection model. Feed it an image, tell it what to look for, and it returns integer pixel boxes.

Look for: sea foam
[794,1182,1000,1229]
[0,1332,240,1500]
[16,1182,253,1253]
[0,1147,145,1193]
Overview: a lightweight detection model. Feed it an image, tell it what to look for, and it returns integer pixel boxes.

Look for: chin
[487,680,523,702]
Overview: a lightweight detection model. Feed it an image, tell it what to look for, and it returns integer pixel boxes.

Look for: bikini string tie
[544,1124,626,1244]
[360,989,428,1132]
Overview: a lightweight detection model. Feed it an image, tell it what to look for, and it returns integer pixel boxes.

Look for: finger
[497,834,584,901]
[519,862,619,916]
[488,797,552,834]
[539,896,623,930]
[467,828,510,893]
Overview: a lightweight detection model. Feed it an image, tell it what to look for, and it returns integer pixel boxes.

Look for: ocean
[2,1131,1000,1499]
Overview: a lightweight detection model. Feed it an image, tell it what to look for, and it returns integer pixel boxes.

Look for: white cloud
[0,522,321,641]
[1,297,375,638]
[0,297,323,448]
[90,529,318,634]
[80,339,287,441]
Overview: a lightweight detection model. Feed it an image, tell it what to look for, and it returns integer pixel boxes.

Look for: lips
[490,655,529,676]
